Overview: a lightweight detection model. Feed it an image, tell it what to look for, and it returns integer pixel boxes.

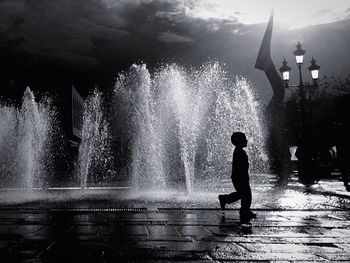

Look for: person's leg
[218,180,242,209]
[240,183,252,212]
[218,192,240,209]
[239,183,256,222]
[224,191,241,204]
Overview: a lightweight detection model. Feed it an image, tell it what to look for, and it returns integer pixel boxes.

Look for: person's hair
[231,132,246,146]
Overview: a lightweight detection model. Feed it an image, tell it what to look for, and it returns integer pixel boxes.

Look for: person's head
[231,132,247,148]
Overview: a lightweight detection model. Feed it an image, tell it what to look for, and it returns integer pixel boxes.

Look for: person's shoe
[218,195,226,210]
[247,210,257,219]
[240,210,256,221]
[240,216,250,224]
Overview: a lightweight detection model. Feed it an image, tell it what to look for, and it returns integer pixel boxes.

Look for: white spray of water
[112,63,268,193]
[0,105,18,186]
[78,89,113,189]
[114,65,165,190]
[0,87,55,189]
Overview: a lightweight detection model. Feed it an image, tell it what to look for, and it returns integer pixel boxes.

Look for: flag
[255,10,274,71]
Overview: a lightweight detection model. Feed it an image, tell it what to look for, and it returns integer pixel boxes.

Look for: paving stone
[0,224,14,234]
[239,242,344,254]
[147,225,180,236]
[34,224,73,237]
[108,235,150,241]
[243,226,322,237]
[205,225,241,236]
[211,242,248,253]
[195,235,253,243]
[131,240,209,252]
[146,235,193,242]
[0,212,31,220]
[146,212,172,220]
[271,236,341,244]
[177,225,212,236]
[4,224,42,238]
[22,213,54,223]
[72,225,110,236]
[328,228,350,236]
[334,243,350,250]
[210,251,326,261]
[318,253,350,261]
[0,240,19,249]
[109,249,211,261]
[110,225,148,236]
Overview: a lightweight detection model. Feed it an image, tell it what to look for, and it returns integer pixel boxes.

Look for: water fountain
[0,87,55,189]
[79,89,114,190]
[111,63,268,193]
[0,63,267,195]
[0,104,18,187]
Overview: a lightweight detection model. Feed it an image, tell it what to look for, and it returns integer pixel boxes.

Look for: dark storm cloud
[157,32,194,43]
[0,0,134,67]
[0,0,249,75]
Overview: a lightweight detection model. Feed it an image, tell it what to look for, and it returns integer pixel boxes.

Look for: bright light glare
[282,71,290,81]
[188,0,350,29]
[295,55,304,65]
[310,69,319,80]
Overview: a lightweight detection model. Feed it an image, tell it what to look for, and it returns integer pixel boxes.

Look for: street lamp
[278,42,320,87]
[293,41,306,66]
[280,42,321,185]
[308,57,321,83]
[293,42,306,87]
[279,58,291,84]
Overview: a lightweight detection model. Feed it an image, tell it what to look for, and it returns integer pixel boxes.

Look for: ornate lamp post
[279,42,321,185]
[279,43,320,86]
[279,58,291,83]
[308,57,321,84]
[293,42,306,86]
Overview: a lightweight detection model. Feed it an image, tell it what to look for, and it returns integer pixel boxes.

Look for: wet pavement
[0,174,350,262]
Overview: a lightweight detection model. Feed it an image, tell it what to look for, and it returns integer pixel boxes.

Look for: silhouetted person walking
[218,132,256,222]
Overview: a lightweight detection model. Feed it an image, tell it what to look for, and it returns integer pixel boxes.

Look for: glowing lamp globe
[308,57,320,81]
[293,42,306,65]
[279,58,291,82]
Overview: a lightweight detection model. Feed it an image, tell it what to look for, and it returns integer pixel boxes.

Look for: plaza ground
[0,174,349,262]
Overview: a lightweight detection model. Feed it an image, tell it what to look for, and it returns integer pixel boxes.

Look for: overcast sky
[168,0,350,28]
[1,0,350,99]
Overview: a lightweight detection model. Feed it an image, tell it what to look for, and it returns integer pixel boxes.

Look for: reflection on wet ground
[0,209,349,261]
[1,174,349,211]
[0,174,349,262]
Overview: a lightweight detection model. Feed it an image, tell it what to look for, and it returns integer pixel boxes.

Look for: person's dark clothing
[221,147,252,212]
[223,181,252,212]
[231,147,249,182]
